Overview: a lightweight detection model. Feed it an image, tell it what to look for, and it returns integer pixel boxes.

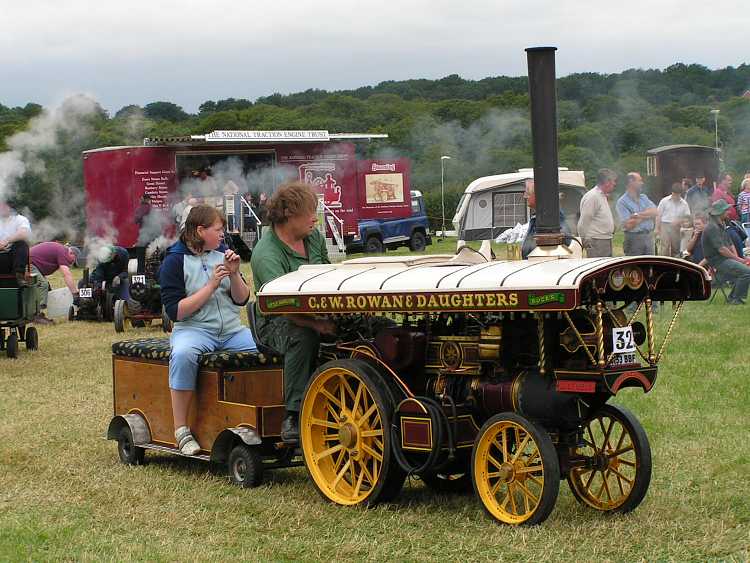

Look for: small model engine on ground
[113,245,172,333]
[69,268,117,323]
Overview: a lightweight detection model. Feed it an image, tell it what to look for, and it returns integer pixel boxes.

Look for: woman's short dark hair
[266,182,319,225]
[181,205,226,252]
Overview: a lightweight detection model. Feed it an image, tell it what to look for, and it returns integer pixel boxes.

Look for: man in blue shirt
[615,172,658,256]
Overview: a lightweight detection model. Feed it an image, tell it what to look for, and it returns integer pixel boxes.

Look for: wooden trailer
[107,337,300,487]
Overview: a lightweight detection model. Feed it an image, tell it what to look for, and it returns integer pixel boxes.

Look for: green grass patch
[0,256,748,561]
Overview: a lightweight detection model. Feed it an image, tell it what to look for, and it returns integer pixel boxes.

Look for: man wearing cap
[0,202,32,284]
[29,241,80,324]
[616,172,658,256]
[656,183,691,257]
[89,245,130,299]
[703,199,750,305]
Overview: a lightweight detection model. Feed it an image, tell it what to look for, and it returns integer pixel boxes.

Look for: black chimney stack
[525,47,564,248]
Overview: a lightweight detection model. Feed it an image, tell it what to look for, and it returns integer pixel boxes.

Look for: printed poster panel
[364,173,404,204]
[357,159,412,220]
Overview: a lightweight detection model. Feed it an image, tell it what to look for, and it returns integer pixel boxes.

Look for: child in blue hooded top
[160,204,256,455]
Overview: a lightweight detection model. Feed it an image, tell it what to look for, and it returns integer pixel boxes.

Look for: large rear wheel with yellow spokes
[472,413,560,525]
[301,359,404,506]
[567,403,651,514]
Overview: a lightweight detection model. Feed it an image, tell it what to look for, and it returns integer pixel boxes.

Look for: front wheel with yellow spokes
[472,413,560,525]
[301,359,402,506]
[567,403,651,513]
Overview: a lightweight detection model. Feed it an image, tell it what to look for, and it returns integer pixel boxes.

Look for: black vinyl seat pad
[112,338,281,369]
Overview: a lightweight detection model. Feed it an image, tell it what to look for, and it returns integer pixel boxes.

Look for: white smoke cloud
[84,235,117,269]
[176,157,298,203]
[136,207,171,246]
[146,235,174,259]
[0,94,102,244]
[401,107,530,189]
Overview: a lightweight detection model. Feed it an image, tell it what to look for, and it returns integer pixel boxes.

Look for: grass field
[1,244,748,561]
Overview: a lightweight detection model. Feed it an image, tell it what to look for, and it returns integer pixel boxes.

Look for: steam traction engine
[113,247,172,333]
[69,268,117,322]
[256,252,709,524]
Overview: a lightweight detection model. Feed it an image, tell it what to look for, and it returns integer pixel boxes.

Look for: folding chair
[707,266,735,304]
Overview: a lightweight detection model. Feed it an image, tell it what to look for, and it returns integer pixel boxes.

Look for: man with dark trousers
[616,172,658,255]
[703,200,750,305]
[250,182,335,443]
[0,202,32,285]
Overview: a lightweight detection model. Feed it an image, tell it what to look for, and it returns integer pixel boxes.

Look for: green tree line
[1,62,749,229]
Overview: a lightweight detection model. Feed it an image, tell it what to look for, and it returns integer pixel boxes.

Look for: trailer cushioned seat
[112,338,281,369]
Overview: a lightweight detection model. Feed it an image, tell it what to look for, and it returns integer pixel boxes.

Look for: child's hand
[210,264,230,289]
[223,249,240,274]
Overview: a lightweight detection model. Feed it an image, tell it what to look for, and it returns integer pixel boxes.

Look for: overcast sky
[2,0,748,114]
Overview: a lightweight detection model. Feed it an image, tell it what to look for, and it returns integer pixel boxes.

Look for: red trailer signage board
[84,147,177,247]
[356,159,412,220]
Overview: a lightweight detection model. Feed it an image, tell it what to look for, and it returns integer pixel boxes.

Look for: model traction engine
[113,246,172,333]
[69,268,117,323]
[254,47,711,525]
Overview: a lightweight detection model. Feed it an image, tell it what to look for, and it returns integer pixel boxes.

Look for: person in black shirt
[684,213,707,265]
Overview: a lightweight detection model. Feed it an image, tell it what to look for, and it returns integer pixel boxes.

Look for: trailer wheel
[25,326,39,351]
[68,305,76,322]
[113,300,126,333]
[6,333,19,359]
[117,426,145,465]
[301,358,403,506]
[162,308,173,333]
[228,444,264,488]
[472,412,560,525]
[567,403,652,514]
[365,236,384,254]
[409,231,427,252]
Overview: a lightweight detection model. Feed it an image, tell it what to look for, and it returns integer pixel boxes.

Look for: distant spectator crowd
[577,168,750,305]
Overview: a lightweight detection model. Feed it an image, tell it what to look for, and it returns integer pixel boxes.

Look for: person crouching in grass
[160,205,257,455]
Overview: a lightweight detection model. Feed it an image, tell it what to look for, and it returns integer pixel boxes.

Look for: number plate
[609,352,637,366]
[612,326,636,353]
[132,275,146,284]
[79,288,92,298]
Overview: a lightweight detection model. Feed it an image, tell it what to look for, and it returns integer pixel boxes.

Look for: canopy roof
[256,254,709,314]
[646,144,716,155]
[461,168,586,196]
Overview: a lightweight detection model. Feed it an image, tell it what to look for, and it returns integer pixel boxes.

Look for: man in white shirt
[0,201,32,284]
[657,183,691,257]
[578,168,617,257]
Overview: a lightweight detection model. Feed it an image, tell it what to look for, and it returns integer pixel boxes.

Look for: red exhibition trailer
[82,130,412,249]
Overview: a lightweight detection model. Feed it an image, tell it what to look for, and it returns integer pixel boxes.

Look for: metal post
[710,109,720,151]
[440,155,450,239]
